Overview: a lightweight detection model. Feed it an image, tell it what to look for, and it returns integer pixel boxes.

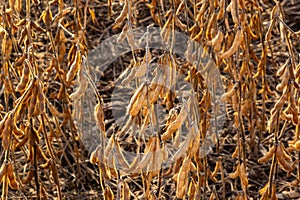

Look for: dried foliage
[0,0,300,199]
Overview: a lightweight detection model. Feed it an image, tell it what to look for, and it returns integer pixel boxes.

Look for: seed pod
[128,83,147,117]
[175,0,185,15]
[50,162,59,185]
[121,66,136,85]
[104,186,114,200]
[189,123,201,157]
[22,168,34,184]
[104,134,115,162]
[230,0,239,25]
[232,145,239,159]
[161,104,188,141]
[69,75,88,100]
[122,180,131,200]
[12,123,24,137]
[48,102,64,118]
[239,162,248,187]
[174,15,187,30]
[259,183,269,198]
[219,28,243,59]
[2,114,12,150]
[276,58,290,77]
[207,28,224,52]
[115,0,128,24]
[126,28,138,50]
[16,63,30,92]
[276,67,289,92]
[239,61,249,77]
[276,142,293,172]
[135,50,151,77]
[293,140,300,151]
[247,25,259,40]
[206,10,217,40]
[229,163,240,179]
[176,157,191,198]
[221,82,239,101]
[7,162,18,190]
[138,137,156,170]
[279,142,293,163]
[188,179,196,199]
[150,136,162,172]
[117,23,129,43]
[162,144,168,162]
[161,14,172,42]
[258,145,276,163]
[272,86,289,114]
[173,125,194,160]
[115,141,130,169]
[90,145,103,164]
[15,132,28,148]
[28,81,38,117]
[94,103,105,131]
[212,159,221,178]
[196,0,208,22]
[37,82,45,115]
[0,163,7,182]
[149,72,164,104]
[66,50,81,82]
[217,0,225,20]
[265,19,276,42]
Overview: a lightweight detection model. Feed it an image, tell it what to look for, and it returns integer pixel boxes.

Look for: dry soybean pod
[196,0,208,22]
[16,63,30,92]
[219,27,243,59]
[7,162,18,190]
[230,0,239,25]
[258,145,276,163]
[188,123,201,157]
[135,50,151,77]
[138,137,156,170]
[276,143,293,172]
[217,0,225,20]
[69,75,88,100]
[214,30,224,53]
[279,142,293,163]
[94,102,105,131]
[205,8,218,40]
[27,80,38,118]
[33,81,45,116]
[129,84,148,117]
[66,49,81,82]
[0,163,7,182]
[228,163,240,179]
[104,134,115,162]
[115,0,128,24]
[276,66,289,92]
[22,168,34,184]
[239,162,248,187]
[221,82,239,101]
[127,82,146,115]
[115,140,130,170]
[173,124,194,160]
[176,156,191,198]
[37,82,45,115]
[161,104,188,141]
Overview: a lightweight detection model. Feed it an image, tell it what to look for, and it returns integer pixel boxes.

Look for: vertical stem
[30,119,40,200]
